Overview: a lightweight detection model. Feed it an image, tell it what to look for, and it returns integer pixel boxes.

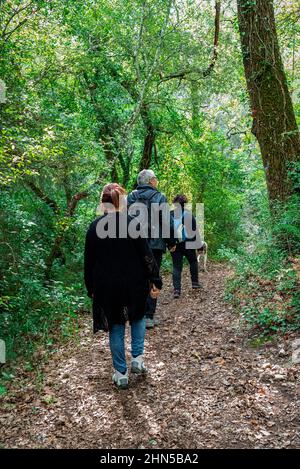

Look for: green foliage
[224,190,300,338]
[0,189,88,363]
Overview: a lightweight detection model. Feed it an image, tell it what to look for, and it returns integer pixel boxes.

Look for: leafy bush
[0,188,89,366]
[224,191,300,337]
[1,280,86,361]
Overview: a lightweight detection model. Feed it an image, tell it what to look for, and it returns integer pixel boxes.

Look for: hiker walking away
[127,169,175,329]
[171,194,203,299]
[84,183,162,389]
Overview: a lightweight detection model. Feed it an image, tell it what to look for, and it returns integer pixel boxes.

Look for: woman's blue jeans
[109,317,146,373]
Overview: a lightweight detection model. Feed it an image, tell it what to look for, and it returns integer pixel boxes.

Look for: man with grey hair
[127,169,175,329]
[136,169,156,186]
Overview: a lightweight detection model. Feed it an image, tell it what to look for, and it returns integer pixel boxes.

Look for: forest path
[1,264,299,449]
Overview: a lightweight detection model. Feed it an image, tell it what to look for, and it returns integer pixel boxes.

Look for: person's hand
[150,285,160,299]
[169,245,176,253]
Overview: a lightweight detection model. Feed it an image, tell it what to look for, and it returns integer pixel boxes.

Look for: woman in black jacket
[84,183,162,389]
[171,194,203,298]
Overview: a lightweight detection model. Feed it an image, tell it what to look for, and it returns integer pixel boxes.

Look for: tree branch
[67,191,89,217]
[26,179,60,214]
[1,1,34,37]
[160,0,221,82]
[203,0,221,77]
[132,1,147,83]
[1,1,37,43]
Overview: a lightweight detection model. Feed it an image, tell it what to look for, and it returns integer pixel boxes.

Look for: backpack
[129,189,163,237]
[173,210,187,242]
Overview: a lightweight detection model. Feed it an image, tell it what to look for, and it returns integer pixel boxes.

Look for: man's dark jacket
[127,184,174,252]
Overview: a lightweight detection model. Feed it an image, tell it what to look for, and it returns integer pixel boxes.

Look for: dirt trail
[1,264,299,449]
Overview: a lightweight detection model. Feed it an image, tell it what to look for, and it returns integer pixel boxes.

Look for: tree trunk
[237,0,300,201]
[140,123,155,171]
[139,104,155,171]
[101,133,119,182]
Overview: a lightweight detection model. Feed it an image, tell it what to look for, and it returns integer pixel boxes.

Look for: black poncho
[84,212,162,332]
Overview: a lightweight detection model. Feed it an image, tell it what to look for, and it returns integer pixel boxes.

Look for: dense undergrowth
[224,190,300,340]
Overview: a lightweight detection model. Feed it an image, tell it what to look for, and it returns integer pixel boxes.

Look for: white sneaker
[112,369,129,389]
[145,318,154,329]
[131,355,147,374]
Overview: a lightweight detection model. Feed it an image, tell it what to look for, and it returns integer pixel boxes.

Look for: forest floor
[1,263,299,449]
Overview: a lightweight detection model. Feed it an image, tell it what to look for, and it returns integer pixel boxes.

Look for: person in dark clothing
[171,194,203,298]
[127,169,175,329]
[84,183,162,389]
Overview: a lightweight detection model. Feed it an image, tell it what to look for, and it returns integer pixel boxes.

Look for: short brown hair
[172,194,188,207]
